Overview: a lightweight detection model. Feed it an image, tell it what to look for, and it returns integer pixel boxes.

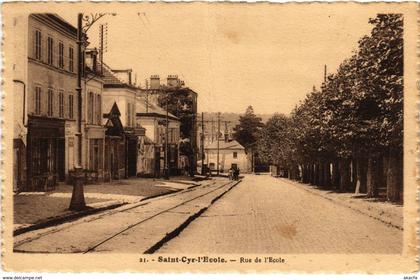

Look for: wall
[27,15,78,179]
[102,87,136,128]
[205,149,248,172]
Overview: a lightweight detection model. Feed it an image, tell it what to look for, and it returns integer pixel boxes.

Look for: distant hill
[201,112,273,126]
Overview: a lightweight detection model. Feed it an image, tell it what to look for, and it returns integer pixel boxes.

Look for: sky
[63,4,378,115]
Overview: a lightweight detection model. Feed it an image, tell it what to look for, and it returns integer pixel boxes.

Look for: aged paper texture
[1,1,418,273]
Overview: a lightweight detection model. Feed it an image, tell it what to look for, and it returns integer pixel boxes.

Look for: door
[127,138,137,177]
[57,138,65,181]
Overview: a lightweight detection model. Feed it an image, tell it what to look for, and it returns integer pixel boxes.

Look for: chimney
[128,69,132,85]
[150,75,160,89]
[85,48,99,73]
[167,74,179,88]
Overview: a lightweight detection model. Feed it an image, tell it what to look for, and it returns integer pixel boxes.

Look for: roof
[102,63,138,90]
[205,140,245,151]
[31,14,77,37]
[136,97,179,121]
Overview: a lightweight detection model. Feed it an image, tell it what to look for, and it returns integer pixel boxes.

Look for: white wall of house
[102,87,136,128]
[205,149,248,172]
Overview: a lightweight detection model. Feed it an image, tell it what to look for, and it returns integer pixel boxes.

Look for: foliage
[233,106,264,151]
[257,14,403,169]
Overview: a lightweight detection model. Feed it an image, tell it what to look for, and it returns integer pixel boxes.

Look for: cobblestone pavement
[158,174,402,254]
[14,178,235,253]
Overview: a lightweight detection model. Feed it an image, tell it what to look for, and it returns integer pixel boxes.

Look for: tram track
[14,179,241,254]
[83,180,239,254]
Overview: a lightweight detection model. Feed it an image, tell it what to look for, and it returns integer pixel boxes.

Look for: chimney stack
[150,75,160,89]
[167,74,180,88]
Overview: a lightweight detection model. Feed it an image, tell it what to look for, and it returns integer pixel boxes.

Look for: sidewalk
[14,176,201,234]
[277,178,403,230]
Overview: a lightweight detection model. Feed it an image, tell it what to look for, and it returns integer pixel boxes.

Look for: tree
[266,14,403,202]
[233,106,264,151]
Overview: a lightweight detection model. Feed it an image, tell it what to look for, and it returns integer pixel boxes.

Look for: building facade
[82,49,107,182]
[144,74,198,176]
[12,14,79,192]
[102,64,145,178]
[204,140,248,173]
[136,94,181,177]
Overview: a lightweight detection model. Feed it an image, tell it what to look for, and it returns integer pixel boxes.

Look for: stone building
[102,63,145,178]
[82,49,107,182]
[143,74,198,176]
[12,14,79,191]
[136,93,181,177]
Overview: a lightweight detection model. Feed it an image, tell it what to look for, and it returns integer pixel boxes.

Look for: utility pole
[70,13,112,211]
[216,112,220,175]
[69,13,86,211]
[145,79,149,113]
[201,112,205,175]
[99,24,104,75]
[164,90,169,180]
[211,118,214,143]
[324,64,327,83]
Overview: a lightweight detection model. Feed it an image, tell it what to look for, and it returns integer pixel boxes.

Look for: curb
[143,179,242,254]
[277,178,403,230]
[13,202,126,236]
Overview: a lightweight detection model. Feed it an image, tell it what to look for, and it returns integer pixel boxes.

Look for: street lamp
[69,12,114,211]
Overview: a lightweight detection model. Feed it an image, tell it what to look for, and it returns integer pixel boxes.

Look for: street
[14,174,402,254]
[159,174,402,254]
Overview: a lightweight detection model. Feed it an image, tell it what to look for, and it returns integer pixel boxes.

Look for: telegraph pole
[324,64,327,83]
[201,112,205,175]
[69,13,86,210]
[164,90,169,180]
[216,112,220,175]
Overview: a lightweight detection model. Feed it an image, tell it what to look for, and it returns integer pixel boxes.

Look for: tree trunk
[314,163,319,186]
[386,146,403,202]
[355,156,367,194]
[331,160,340,191]
[338,158,351,192]
[366,155,383,198]
[309,163,315,185]
[318,162,325,187]
[351,159,357,192]
[324,161,331,189]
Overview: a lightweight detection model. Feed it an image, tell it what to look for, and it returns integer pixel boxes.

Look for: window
[59,91,64,118]
[127,102,131,127]
[233,152,238,159]
[96,94,101,124]
[34,30,42,60]
[35,86,42,115]
[88,92,94,124]
[68,94,74,119]
[47,37,54,65]
[58,42,64,68]
[47,89,53,116]
[69,47,74,72]
[132,103,135,126]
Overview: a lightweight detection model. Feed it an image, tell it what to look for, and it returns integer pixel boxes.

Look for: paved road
[158,174,402,254]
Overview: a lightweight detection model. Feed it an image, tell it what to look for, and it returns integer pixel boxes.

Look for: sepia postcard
[1,1,419,274]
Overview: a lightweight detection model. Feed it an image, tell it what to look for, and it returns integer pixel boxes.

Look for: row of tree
[256,14,403,202]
